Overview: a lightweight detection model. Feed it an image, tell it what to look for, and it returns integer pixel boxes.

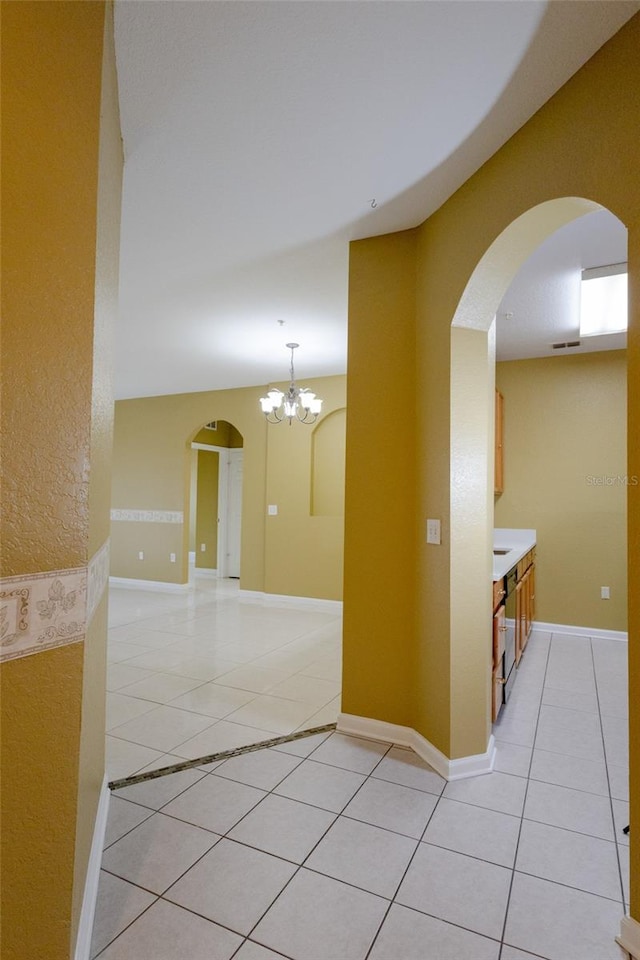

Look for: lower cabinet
[492,547,536,721]
[492,603,506,722]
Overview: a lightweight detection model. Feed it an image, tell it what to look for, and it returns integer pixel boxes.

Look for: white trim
[74,776,110,960]
[239,590,342,614]
[337,713,495,781]
[191,442,229,452]
[617,915,640,959]
[188,551,196,565]
[109,576,189,593]
[532,621,628,642]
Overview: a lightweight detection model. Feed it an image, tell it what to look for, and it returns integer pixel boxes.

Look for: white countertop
[493,528,536,581]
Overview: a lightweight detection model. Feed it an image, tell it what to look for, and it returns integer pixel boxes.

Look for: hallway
[93,628,630,959]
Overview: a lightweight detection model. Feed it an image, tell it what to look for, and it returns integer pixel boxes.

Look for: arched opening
[187,419,244,581]
[449,196,628,755]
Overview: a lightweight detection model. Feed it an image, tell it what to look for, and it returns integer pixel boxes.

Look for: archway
[449,195,626,754]
[188,419,244,580]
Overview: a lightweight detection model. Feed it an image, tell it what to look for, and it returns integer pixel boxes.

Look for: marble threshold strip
[108,723,338,793]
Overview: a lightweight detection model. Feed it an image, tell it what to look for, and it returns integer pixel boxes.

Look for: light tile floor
[93,624,631,959]
[106,579,342,780]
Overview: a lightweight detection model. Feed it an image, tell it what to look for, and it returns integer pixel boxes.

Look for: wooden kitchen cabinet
[494,389,504,495]
[492,603,506,722]
[516,551,536,661]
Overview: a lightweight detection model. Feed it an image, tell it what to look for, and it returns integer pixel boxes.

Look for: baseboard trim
[533,621,628,642]
[239,590,342,614]
[74,775,110,960]
[617,915,640,959]
[109,576,189,593]
[337,713,495,781]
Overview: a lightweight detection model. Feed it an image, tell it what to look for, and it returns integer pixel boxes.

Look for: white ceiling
[496,208,628,361]
[113,1,637,400]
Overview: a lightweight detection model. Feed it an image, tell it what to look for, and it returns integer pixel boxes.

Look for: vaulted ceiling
[113,1,637,399]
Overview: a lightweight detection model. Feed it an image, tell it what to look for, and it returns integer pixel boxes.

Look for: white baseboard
[617,915,640,959]
[74,776,110,960]
[337,713,495,781]
[533,621,628,642]
[239,590,342,615]
[109,576,189,593]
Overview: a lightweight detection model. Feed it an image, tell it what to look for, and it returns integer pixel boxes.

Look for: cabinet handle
[496,677,506,685]
[498,625,507,632]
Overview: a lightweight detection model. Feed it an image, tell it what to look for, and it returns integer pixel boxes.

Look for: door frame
[191,442,243,578]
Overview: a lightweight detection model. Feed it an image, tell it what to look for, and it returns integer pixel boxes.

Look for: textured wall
[0,4,120,957]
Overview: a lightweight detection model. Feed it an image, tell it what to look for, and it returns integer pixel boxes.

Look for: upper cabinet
[495,388,504,495]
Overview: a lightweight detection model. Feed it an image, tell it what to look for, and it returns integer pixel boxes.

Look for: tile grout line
[589,636,629,911]
[496,629,552,959]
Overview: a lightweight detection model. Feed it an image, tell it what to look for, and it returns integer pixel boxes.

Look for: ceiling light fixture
[580,262,627,337]
[259,343,323,425]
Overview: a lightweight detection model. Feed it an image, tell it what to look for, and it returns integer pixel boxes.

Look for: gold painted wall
[311,409,347,517]
[495,351,627,631]
[195,450,219,569]
[343,231,418,725]
[0,3,120,958]
[345,14,639,915]
[111,375,346,599]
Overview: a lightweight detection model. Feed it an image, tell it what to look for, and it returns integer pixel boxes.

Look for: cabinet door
[515,580,524,664]
[494,389,504,495]
[492,661,505,722]
[493,604,506,664]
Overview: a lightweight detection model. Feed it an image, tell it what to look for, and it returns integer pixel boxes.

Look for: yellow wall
[111,375,346,599]
[195,450,219,568]
[345,14,639,915]
[495,351,627,631]
[0,4,121,958]
[193,420,243,448]
[311,409,347,517]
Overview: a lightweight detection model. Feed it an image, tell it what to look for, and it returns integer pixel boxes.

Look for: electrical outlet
[601,586,610,599]
[138,551,144,560]
[170,552,176,563]
[426,519,441,544]
[200,543,206,552]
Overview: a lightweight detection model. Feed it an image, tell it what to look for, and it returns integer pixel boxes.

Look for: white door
[225,451,243,577]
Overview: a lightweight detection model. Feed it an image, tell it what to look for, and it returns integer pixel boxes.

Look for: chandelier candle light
[259,343,323,425]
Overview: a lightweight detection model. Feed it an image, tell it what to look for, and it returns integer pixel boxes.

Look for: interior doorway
[189,419,244,579]
[449,196,629,744]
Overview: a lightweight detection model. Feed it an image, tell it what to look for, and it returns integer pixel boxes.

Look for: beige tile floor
[106,578,342,780]
[94,617,631,959]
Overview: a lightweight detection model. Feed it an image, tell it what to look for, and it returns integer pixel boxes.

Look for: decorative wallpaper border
[87,539,110,625]
[1,565,87,663]
[110,509,184,524]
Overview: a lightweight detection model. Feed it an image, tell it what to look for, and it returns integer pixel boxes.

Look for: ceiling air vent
[551,341,581,350]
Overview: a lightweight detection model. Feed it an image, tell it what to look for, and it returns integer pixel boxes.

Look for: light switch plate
[268,504,278,516]
[427,519,441,544]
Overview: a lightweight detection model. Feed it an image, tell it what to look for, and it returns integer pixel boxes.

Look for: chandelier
[259,343,323,425]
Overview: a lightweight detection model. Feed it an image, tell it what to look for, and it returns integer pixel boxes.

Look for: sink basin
[493,548,512,555]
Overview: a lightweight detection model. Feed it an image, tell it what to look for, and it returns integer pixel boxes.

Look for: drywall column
[342,231,418,724]
[0,5,121,958]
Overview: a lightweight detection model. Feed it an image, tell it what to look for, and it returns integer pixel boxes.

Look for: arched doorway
[188,419,244,579]
[449,195,628,749]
